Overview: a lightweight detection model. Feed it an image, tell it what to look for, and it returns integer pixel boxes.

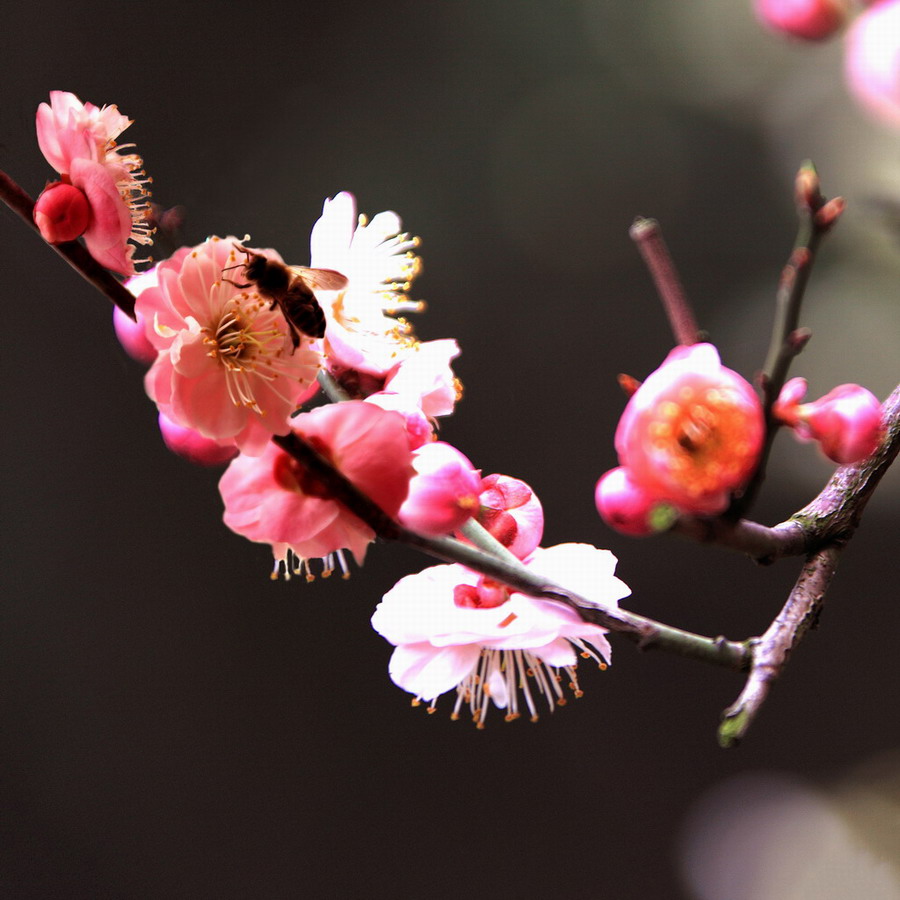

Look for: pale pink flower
[371,543,630,725]
[35,92,153,274]
[595,466,677,537]
[614,343,764,516]
[398,442,482,535]
[382,338,462,419]
[309,192,426,373]
[466,474,545,560]
[754,0,850,40]
[139,237,321,456]
[774,377,883,463]
[220,401,413,578]
[157,413,239,467]
[845,0,900,129]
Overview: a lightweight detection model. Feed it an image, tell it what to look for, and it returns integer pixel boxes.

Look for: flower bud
[32,181,90,243]
[595,467,676,537]
[754,0,850,41]
[398,442,482,535]
[472,474,544,560]
[158,413,239,466]
[776,381,883,463]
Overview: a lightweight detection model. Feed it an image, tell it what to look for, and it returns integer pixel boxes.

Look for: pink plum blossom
[754,0,850,40]
[845,0,900,129]
[32,182,90,243]
[382,338,462,419]
[139,237,321,456]
[595,466,677,537]
[157,413,239,467]
[466,474,545,559]
[611,343,764,516]
[398,442,482,535]
[364,392,434,450]
[220,401,413,577]
[35,92,153,274]
[774,377,883,463]
[371,543,630,725]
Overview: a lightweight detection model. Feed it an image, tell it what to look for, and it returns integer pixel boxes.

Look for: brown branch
[0,169,137,319]
[629,217,700,346]
[718,544,841,747]
[272,432,750,670]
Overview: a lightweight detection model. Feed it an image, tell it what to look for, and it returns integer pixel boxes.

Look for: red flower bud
[33,181,90,243]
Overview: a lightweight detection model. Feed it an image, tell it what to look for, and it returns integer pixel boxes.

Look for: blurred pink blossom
[139,237,321,456]
[845,0,900,129]
[595,466,677,537]
[611,343,764,516]
[371,543,630,724]
[220,401,413,576]
[157,413,239,467]
[754,0,850,40]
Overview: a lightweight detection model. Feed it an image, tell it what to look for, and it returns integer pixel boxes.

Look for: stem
[629,217,700,346]
[735,162,841,516]
[0,169,138,319]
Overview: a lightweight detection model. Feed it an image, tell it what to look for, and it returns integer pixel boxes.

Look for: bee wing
[288,266,349,292]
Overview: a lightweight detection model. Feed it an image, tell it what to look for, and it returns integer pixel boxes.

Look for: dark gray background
[2,2,898,897]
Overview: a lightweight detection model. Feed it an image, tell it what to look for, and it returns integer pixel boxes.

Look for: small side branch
[0,169,137,319]
[629,217,700,346]
[718,543,841,747]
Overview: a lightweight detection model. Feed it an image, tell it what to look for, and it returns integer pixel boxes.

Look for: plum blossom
[463,474,545,560]
[220,401,413,579]
[398,442,482,535]
[34,92,153,274]
[371,543,630,725]
[773,377,883,463]
[308,192,463,421]
[602,343,764,524]
[139,237,321,456]
[844,0,900,129]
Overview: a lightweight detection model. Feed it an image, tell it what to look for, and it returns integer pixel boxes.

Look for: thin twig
[0,169,138,319]
[629,217,700,346]
[735,162,842,516]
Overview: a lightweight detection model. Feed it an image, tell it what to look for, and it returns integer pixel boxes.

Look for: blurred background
[2,1,898,897]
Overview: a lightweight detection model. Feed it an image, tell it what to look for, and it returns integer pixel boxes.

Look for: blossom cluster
[28,92,885,725]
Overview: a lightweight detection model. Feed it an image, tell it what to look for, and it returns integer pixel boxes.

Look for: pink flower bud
[471,474,544,560]
[845,0,900,130]
[398,442,482,535]
[614,343,764,516]
[754,0,850,40]
[777,382,883,463]
[158,413,239,466]
[113,305,156,364]
[595,467,677,536]
[32,181,90,243]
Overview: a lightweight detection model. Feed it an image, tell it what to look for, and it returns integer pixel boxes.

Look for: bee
[223,244,348,349]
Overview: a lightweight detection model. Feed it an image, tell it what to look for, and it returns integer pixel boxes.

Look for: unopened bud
[794,162,822,211]
[814,196,846,231]
[595,467,676,537]
[33,181,90,243]
[755,0,850,41]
